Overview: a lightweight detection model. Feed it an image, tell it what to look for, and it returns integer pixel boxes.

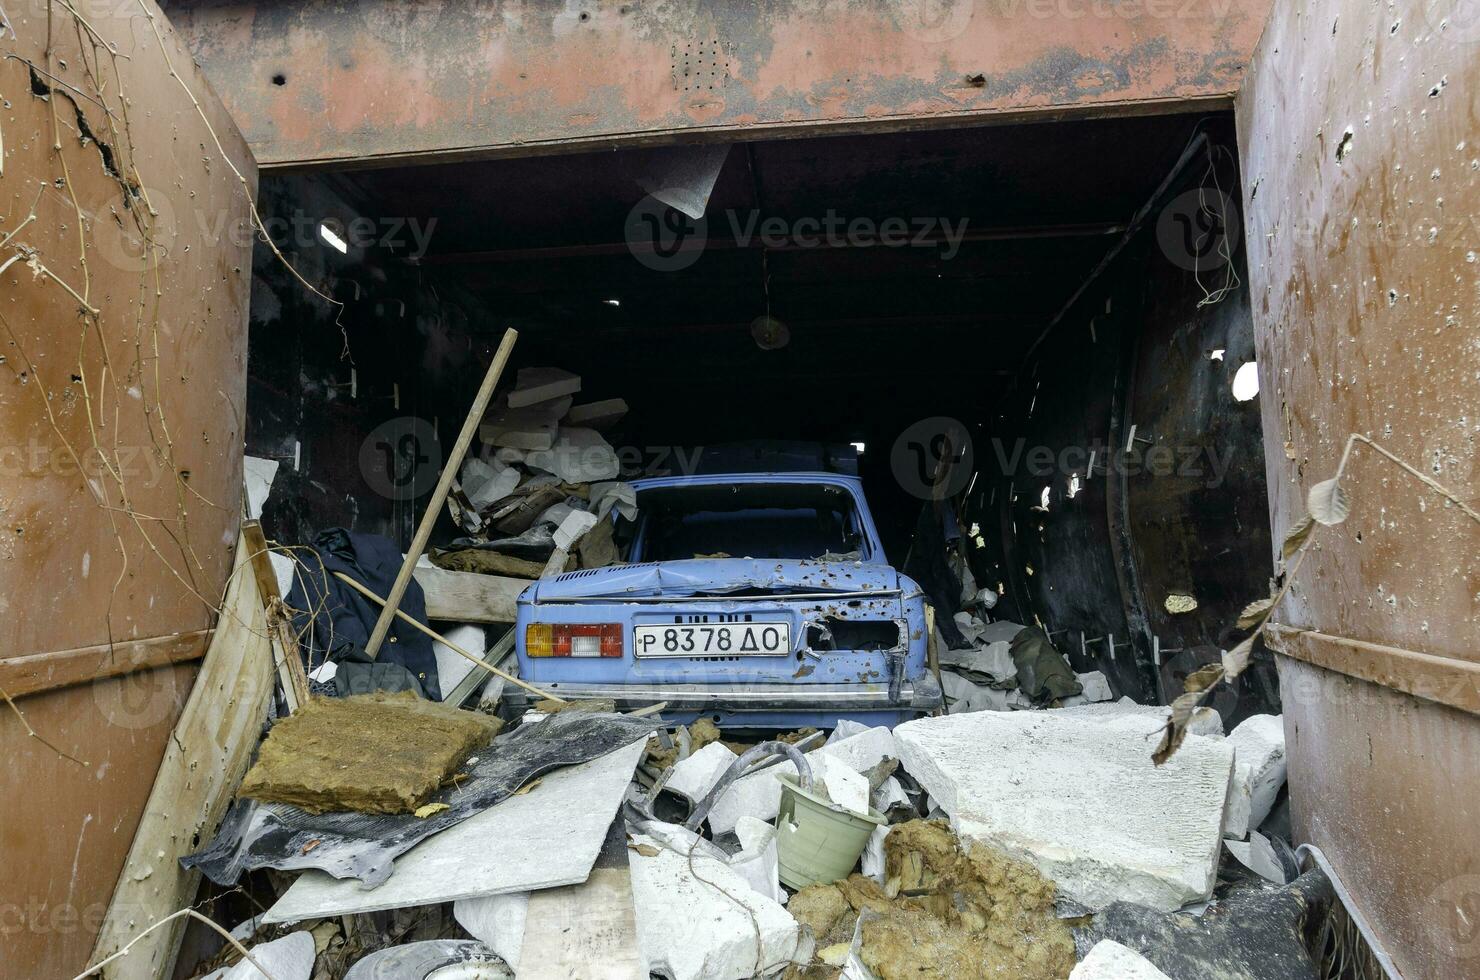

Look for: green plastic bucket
[774,772,888,889]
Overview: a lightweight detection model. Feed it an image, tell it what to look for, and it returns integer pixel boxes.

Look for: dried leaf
[512,778,543,797]
[1236,597,1276,630]
[1221,633,1257,679]
[413,802,449,819]
[627,843,660,858]
[1153,663,1225,766]
[1307,478,1351,526]
[1282,514,1314,559]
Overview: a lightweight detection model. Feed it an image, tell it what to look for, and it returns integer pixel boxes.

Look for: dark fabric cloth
[1010,626,1082,703]
[285,528,439,698]
[903,502,969,649]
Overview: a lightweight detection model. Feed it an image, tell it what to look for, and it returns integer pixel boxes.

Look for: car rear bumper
[510,673,943,714]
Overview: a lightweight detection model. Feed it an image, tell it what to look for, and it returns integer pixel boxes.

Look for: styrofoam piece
[1057,697,1224,739]
[871,776,910,814]
[706,727,896,835]
[941,669,1011,714]
[262,739,647,922]
[433,624,486,701]
[664,742,740,803]
[894,711,1234,912]
[1069,940,1173,980]
[1222,714,1287,839]
[827,719,871,744]
[629,823,810,980]
[462,457,521,511]
[524,428,620,484]
[1224,832,1287,884]
[552,509,600,550]
[480,395,573,451]
[455,892,528,970]
[861,824,889,883]
[243,456,280,521]
[566,398,628,430]
[814,755,870,816]
[201,930,314,980]
[507,366,581,408]
[732,816,783,903]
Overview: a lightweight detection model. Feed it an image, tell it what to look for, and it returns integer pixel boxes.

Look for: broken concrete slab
[262,738,647,922]
[524,427,621,484]
[566,397,628,430]
[894,711,1234,912]
[1057,696,1224,738]
[629,822,811,980]
[827,719,871,744]
[706,727,896,835]
[1223,714,1287,839]
[508,366,581,408]
[1069,940,1173,980]
[202,930,314,980]
[664,741,740,804]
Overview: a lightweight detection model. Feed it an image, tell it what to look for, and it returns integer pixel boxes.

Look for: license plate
[633,622,790,658]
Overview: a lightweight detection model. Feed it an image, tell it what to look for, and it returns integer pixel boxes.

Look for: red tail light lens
[525,623,623,658]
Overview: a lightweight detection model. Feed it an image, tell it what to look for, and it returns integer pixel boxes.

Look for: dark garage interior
[246,109,1278,724]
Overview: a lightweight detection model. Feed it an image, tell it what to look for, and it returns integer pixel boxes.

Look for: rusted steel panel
[163,0,1272,169]
[1236,0,1479,972]
[0,0,255,976]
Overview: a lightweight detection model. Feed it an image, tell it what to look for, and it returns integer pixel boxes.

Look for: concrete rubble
[895,710,1236,912]
[1069,940,1173,980]
[1222,714,1287,839]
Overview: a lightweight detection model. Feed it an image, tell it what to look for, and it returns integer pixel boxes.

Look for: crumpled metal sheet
[183,712,656,887]
[533,557,901,601]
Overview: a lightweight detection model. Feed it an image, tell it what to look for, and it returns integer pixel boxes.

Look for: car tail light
[525,623,623,658]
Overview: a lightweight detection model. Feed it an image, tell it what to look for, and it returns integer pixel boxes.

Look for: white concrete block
[480,395,572,451]
[894,711,1234,912]
[827,719,871,744]
[433,624,486,701]
[732,816,782,904]
[706,727,895,835]
[1058,697,1224,739]
[814,755,870,816]
[664,741,740,803]
[508,366,581,408]
[524,427,621,484]
[1222,714,1286,839]
[629,823,810,980]
[566,397,628,430]
[264,739,647,922]
[1069,940,1172,980]
[1070,670,1113,704]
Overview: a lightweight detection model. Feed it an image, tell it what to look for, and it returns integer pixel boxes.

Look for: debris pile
[936,617,1116,715]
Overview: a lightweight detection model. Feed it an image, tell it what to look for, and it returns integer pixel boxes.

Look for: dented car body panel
[514,472,938,727]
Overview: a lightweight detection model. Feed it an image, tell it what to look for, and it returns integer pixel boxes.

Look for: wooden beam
[242,520,310,712]
[89,533,277,980]
[0,631,210,700]
[413,565,531,625]
[1266,624,1480,717]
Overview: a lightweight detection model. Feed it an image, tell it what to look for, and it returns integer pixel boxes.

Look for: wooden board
[413,566,531,624]
[88,536,276,980]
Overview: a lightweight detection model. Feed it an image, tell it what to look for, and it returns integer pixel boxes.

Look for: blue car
[512,470,941,728]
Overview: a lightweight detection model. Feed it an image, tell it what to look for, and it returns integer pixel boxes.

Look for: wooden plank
[242,520,310,712]
[0,631,210,699]
[88,534,276,980]
[414,565,531,624]
[364,329,517,657]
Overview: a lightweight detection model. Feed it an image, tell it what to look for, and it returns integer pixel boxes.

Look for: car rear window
[635,483,865,561]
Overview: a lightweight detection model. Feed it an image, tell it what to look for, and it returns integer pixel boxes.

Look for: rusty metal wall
[0,0,256,975]
[162,0,1273,170]
[1235,0,1480,973]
